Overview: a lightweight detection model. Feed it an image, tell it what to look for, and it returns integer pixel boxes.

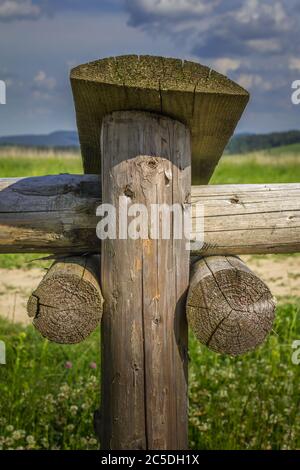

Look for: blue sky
[0,0,299,136]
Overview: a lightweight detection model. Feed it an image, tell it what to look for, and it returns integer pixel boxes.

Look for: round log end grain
[187,256,276,356]
[27,255,103,344]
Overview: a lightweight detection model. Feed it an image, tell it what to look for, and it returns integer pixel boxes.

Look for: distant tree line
[226,130,300,154]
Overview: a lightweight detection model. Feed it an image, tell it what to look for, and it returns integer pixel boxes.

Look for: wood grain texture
[191,183,300,254]
[0,174,101,253]
[100,111,190,450]
[0,177,299,255]
[70,55,249,183]
[187,256,276,356]
[27,255,103,344]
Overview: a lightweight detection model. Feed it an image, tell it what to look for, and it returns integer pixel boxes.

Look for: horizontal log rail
[0,175,299,255]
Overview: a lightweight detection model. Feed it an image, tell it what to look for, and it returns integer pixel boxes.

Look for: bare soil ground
[0,256,299,326]
[0,268,45,325]
[242,255,300,299]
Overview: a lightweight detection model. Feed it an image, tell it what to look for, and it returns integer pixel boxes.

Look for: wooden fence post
[100,111,190,450]
[70,54,249,450]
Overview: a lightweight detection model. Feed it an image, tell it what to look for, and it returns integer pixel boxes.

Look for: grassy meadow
[0,145,299,450]
[210,149,300,184]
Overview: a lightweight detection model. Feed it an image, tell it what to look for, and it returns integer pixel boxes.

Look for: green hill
[226,130,300,154]
[266,143,300,156]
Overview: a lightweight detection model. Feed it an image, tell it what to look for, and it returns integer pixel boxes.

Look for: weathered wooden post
[100,111,190,449]
[70,55,249,450]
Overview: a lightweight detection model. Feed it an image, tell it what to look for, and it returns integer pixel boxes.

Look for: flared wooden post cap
[70,55,249,183]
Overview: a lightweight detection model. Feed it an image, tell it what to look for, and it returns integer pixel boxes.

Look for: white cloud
[132,0,218,17]
[237,73,273,91]
[234,0,291,31]
[127,0,296,59]
[0,0,40,21]
[33,71,56,91]
[246,39,282,53]
[211,57,242,75]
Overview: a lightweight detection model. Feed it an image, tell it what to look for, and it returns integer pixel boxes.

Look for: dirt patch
[0,268,45,325]
[242,255,300,299]
[0,256,299,326]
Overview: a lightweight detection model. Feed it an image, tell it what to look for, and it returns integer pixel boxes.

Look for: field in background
[209,148,300,184]
[1,144,300,182]
[0,146,82,178]
[0,146,299,450]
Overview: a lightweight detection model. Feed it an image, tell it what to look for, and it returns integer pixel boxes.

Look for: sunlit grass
[0,318,100,450]
[189,300,300,450]
[208,152,300,185]
[267,143,300,156]
[0,147,82,177]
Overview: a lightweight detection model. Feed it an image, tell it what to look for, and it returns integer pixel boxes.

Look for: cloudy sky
[0,0,299,136]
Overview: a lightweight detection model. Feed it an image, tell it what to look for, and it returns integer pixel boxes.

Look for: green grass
[0,300,299,450]
[189,300,300,450]
[0,254,52,270]
[208,152,300,185]
[0,319,100,450]
[0,150,82,177]
[267,143,300,156]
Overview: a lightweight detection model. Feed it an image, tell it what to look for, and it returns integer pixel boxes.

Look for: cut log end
[187,256,276,356]
[27,255,103,344]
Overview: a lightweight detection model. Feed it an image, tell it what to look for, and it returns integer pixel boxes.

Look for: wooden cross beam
[0,176,299,255]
